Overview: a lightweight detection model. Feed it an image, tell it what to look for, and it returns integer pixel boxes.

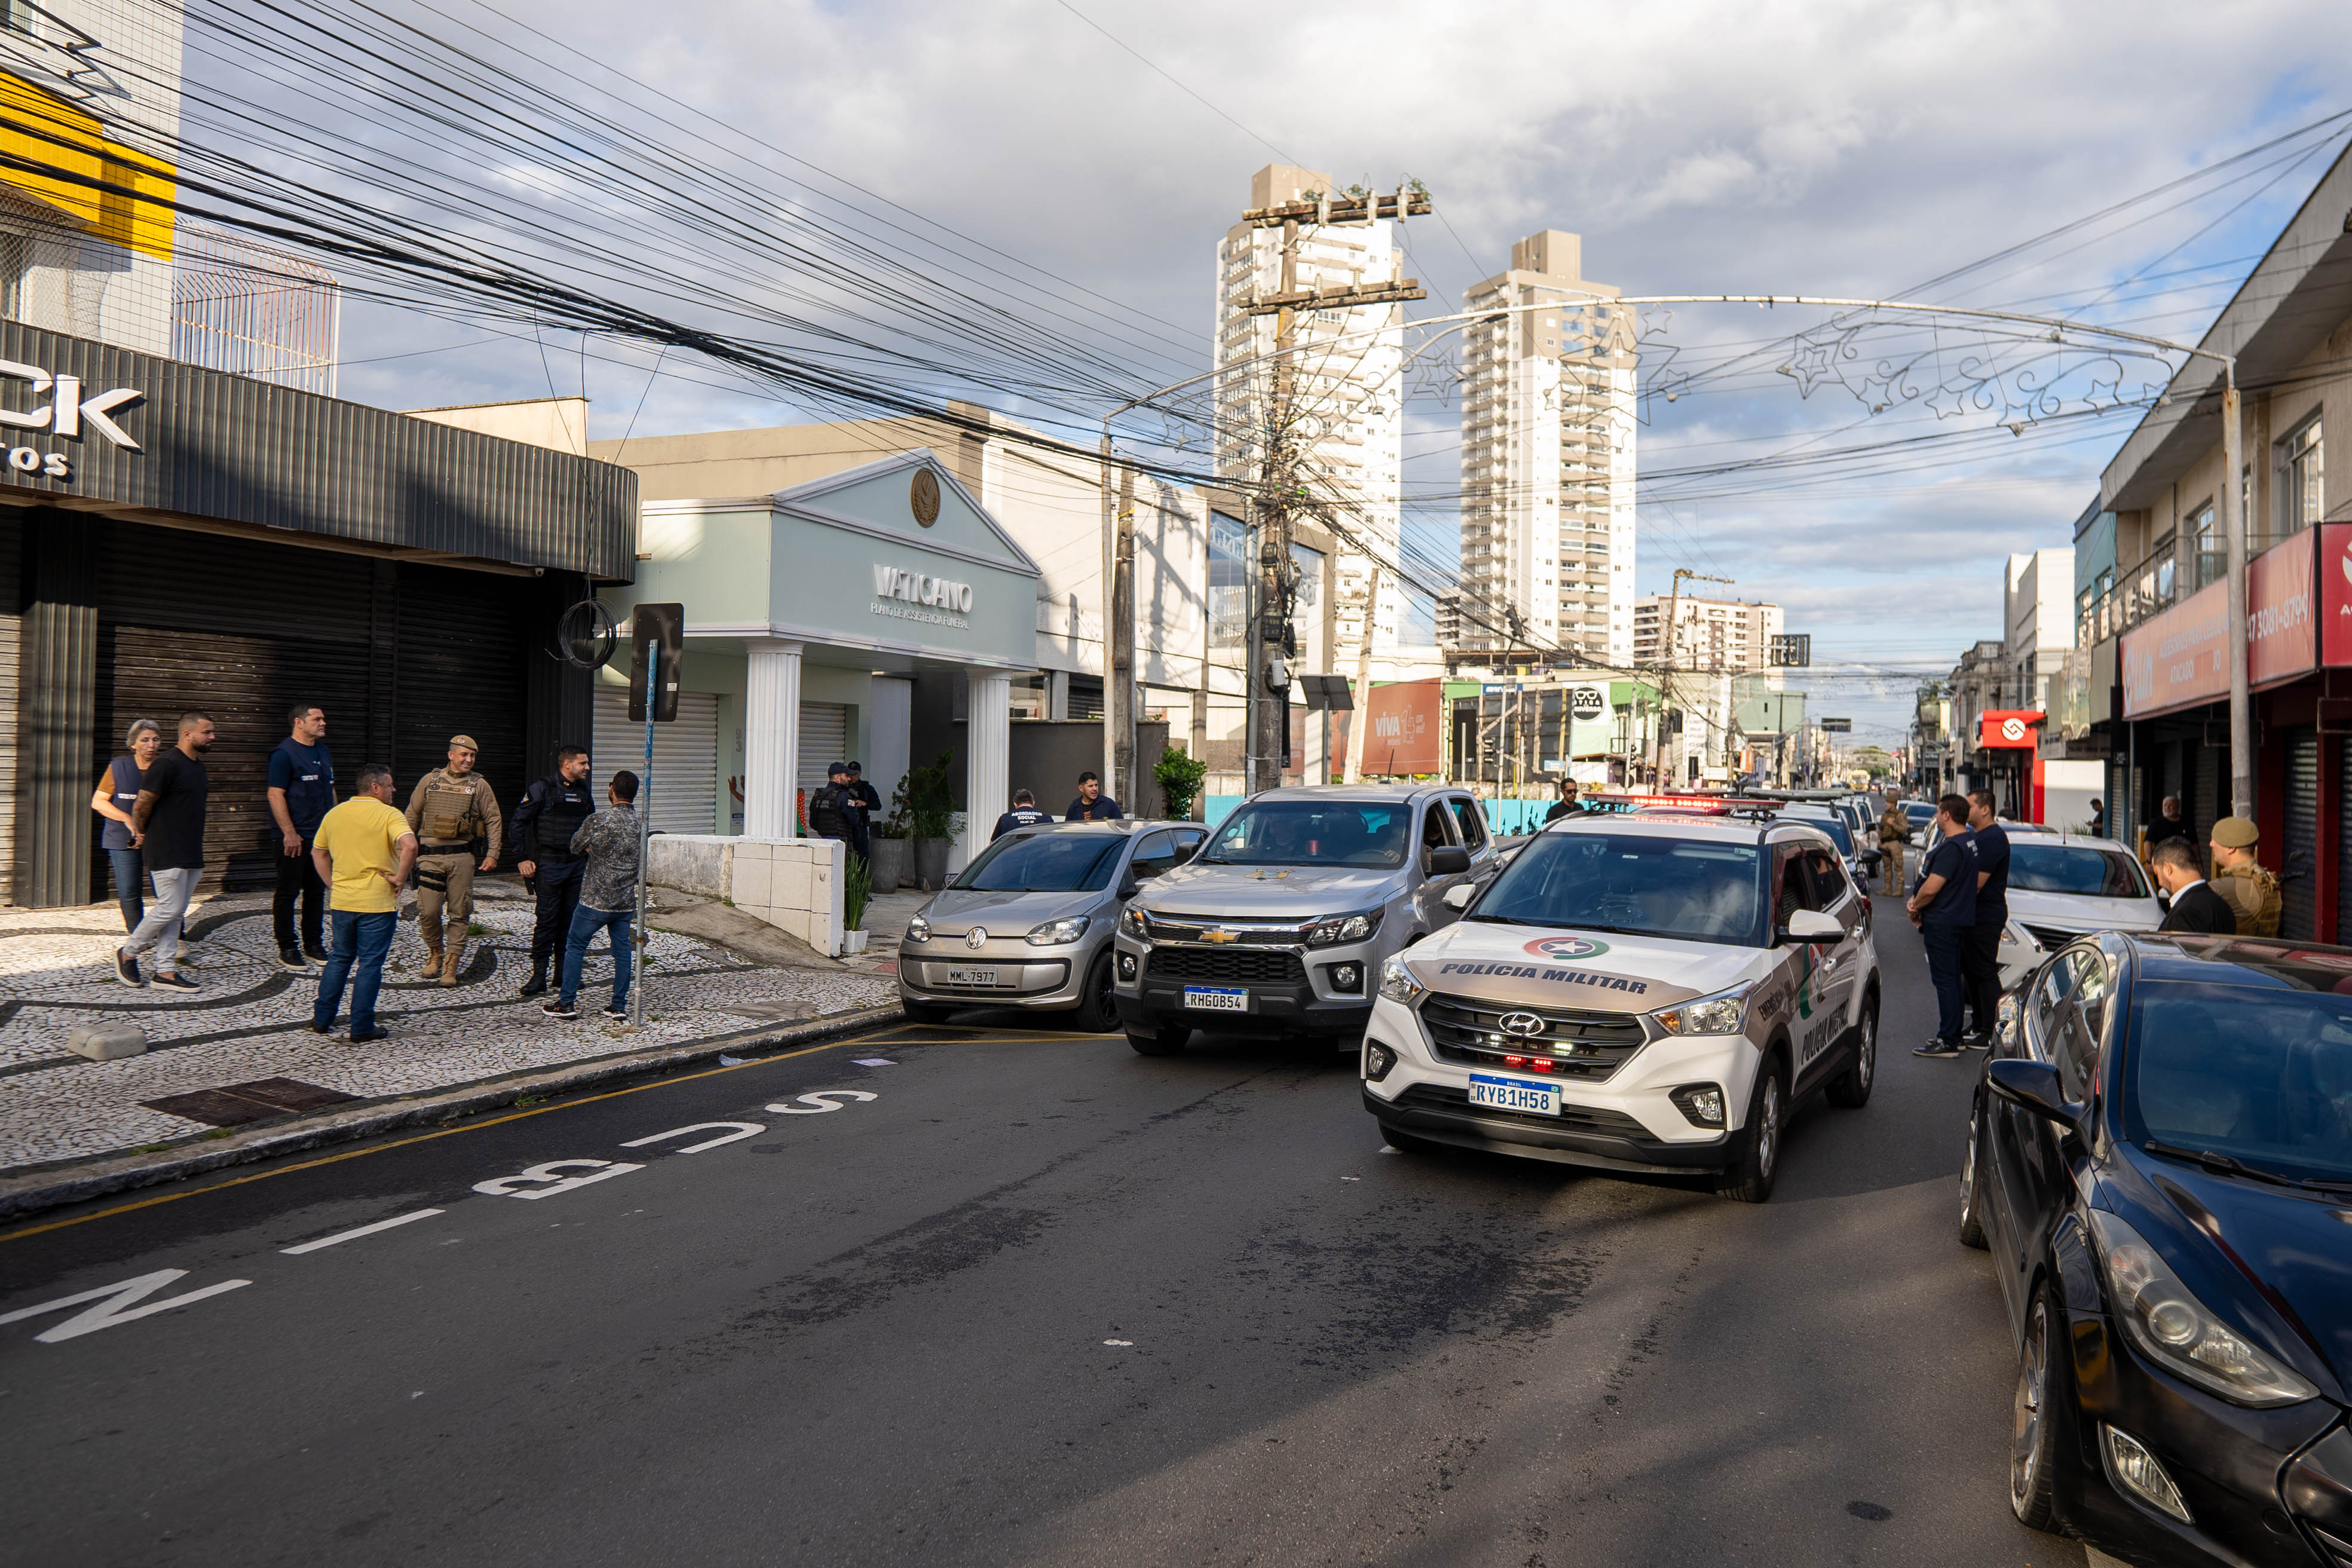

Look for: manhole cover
[143,1077,358,1128]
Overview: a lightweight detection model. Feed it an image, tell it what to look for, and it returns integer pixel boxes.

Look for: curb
[0,1004,906,1223]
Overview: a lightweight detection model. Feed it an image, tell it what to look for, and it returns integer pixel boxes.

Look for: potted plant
[1154,743,1208,820]
[868,808,911,892]
[898,751,963,890]
[841,853,872,953]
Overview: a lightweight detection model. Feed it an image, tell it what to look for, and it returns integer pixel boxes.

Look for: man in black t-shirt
[1904,795,1978,1056]
[992,788,1052,841]
[1066,771,1122,821]
[118,711,216,991]
[1960,790,2011,1047]
[2143,795,2189,853]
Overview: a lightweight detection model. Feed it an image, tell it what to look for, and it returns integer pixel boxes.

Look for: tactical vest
[418,772,490,846]
[531,779,596,863]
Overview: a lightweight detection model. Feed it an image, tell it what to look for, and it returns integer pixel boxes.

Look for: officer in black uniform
[991,788,1052,841]
[808,762,858,855]
[843,761,881,864]
[509,743,597,997]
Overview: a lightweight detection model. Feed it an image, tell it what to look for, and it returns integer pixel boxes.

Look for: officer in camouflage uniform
[405,734,504,985]
[2208,815,2281,939]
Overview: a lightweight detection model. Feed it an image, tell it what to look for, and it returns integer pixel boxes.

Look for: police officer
[2209,816,2281,938]
[510,744,596,997]
[991,788,1051,841]
[842,760,881,863]
[405,734,503,987]
[1876,799,1912,896]
[807,762,859,855]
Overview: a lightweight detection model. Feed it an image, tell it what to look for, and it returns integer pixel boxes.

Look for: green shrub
[1154,744,1208,820]
[843,853,872,932]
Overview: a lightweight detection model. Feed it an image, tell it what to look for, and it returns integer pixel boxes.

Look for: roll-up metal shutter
[2192,740,2221,844]
[2281,728,2319,941]
[593,686,719,835]
[797,702,847,796]
[394,562,533,819]
[96,520,376,893]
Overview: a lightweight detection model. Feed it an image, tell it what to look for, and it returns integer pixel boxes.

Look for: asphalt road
[1,894,2089,1567]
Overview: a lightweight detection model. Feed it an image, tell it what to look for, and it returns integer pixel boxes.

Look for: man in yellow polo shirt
[310,762,418,1043]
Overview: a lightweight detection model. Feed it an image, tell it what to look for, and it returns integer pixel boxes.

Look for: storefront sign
[871,562,974,627]
[1567,684,1610,722]
[1359,679,1443,776]
[2324,523,2352,668]
[1978,709,2043,749]
[2124,530,2325,718]
[0,358,140,448]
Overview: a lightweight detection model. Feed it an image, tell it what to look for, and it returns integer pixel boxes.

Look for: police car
[1361,797,1881,1202]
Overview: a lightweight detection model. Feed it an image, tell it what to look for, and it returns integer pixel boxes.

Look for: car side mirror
[1442,883,1475,911]
[1987,1057,2088,1138]
[1117,874,1138,900]
[1426,844,1471,875]
[1859,848,1882,869]
[1171,842,1195,864]
[1781,909,1842,942]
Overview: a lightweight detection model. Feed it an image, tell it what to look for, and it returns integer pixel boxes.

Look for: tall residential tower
[1455,230,1636,663]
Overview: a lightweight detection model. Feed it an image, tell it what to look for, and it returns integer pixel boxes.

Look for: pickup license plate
[1469,1073,1561,1116]
[1183,986,1249,1013]
[943,965,1003,987]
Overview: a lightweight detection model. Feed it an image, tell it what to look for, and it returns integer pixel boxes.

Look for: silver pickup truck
[1111,785,1502,1054]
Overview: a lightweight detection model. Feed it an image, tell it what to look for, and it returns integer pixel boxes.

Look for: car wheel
[1958,1111,1990,1251]
[902,999,957,1025]
[1126,1021,1190,1056]
[1382,1127,1444,1156]
[1074,951,1121,1033]
[1824,988,1877,1108]
[2010,1287,2075,1532]
[1714,1056,1786,1203]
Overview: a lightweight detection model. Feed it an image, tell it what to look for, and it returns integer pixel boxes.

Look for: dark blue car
[1962,932,2352,1564]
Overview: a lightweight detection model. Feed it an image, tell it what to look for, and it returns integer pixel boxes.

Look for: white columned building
[742,639,804,838]
[963,672,1011,868]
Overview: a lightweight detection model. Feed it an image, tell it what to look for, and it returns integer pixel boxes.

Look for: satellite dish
[553,599,618,670]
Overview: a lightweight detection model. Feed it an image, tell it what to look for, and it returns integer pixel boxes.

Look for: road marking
[0,1029,904,1245]
[473,1160,645,1200]
[281,1208,445,1254]
[0,1268,252,1343]
[619,1122,764,1154]
[765,1090,880,1115]
[852,1058,896,1066]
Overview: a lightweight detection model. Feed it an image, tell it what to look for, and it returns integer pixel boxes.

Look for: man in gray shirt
[543,770,641,1021]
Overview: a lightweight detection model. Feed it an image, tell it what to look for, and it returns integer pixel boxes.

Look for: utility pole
[1343,563,1380,783]
[2221,377,2252,817]
[1238,182,1429,797]
[1108,464,1137,810]
[1649,568,1731,788]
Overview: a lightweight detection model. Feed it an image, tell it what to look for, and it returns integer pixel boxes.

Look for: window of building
[2279,414,2323,538]
[1208,510,1247,655]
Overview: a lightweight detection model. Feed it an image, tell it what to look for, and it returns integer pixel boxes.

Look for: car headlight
[1378,956,1423,1004]
[1307,909,1383,947]
[2086,1209,2318,1407]
[1652,982,1754,1036]
[905,912,930,943]
[1026,916,1089,945]
[1119,906,1149,940]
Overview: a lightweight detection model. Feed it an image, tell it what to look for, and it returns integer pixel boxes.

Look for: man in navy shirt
[1904,794,1978,1058]
[267,702,336,972]
[1960,789,2011,1048]
[991,788,1052,841]
[1066,770,1122,822]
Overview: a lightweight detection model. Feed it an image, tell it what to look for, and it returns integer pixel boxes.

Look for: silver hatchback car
[898,819,1208,1030]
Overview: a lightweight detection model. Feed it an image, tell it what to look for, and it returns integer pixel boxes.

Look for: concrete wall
[405,397,589,457]
[647,834,846,956]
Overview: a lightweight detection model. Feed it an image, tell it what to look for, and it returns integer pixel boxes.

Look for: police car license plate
[1469,1073,1561,1116]
[1183,986,1249,1012]
[943,966,1003,987]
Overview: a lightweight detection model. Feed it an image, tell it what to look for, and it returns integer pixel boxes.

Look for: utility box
[66,1023,147,1062]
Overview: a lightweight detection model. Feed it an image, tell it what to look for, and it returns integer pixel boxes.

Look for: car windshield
[2127,980,2352,1183]
[2010,842,2149,899]
[953,832,1126,892]
[1198,800,1411,867]
[1469,832,1766,947]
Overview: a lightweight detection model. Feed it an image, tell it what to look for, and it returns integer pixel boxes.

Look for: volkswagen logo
[965,927,988,948]
[1497,1011,1546,1037]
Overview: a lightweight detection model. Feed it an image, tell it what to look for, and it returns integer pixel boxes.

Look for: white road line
[281,1208,445,1255]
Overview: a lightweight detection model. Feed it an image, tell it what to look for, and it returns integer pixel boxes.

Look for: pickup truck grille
[1147,947,1306,985]
[1420,992,1647,1082]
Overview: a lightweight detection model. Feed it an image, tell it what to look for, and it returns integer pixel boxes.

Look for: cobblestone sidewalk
[0,886,899,1177]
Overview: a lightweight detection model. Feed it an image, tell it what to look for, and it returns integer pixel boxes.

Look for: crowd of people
[93,705,643,1042]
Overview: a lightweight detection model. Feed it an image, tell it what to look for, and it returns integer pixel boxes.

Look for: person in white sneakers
[118,712,216,993]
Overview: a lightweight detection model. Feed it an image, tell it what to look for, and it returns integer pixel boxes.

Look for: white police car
[1361,800,1882,1202]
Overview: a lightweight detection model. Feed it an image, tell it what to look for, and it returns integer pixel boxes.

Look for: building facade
[1631,593,1782,676]
[1456,230,1637,663]
[1214,164,1407,660]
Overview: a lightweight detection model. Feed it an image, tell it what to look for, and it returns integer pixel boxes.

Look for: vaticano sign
[872,561,974,629]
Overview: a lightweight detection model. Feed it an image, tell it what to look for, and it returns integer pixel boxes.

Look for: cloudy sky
[206,0,2352,751]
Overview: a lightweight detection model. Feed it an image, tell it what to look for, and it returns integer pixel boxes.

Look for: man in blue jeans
[308,763,417,1043]
[544,770,641,1022]
[1905,794,1979,1059]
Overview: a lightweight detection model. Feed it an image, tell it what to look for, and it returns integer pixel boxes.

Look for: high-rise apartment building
[1632,594,1784,675]
[1214,164,1407,656]
[1456,230,1637,662]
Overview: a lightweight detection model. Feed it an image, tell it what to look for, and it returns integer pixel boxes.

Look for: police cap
[2211,814,2259,849]
[828,761,850,776]
[449,734,480,752]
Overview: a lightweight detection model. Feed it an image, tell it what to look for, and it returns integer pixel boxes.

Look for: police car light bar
[1591,793,1734,814]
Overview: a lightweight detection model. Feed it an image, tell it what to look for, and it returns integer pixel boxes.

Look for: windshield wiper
[2143,1139,2352,1193]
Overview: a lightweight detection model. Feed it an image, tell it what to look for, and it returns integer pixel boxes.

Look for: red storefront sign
[2323,523,2352,667]
[1979,709,2044,748]
[2121,529,2324,719]
[1356,679,1443,776]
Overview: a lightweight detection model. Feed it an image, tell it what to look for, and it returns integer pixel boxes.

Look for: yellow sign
[0,70,173,259]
